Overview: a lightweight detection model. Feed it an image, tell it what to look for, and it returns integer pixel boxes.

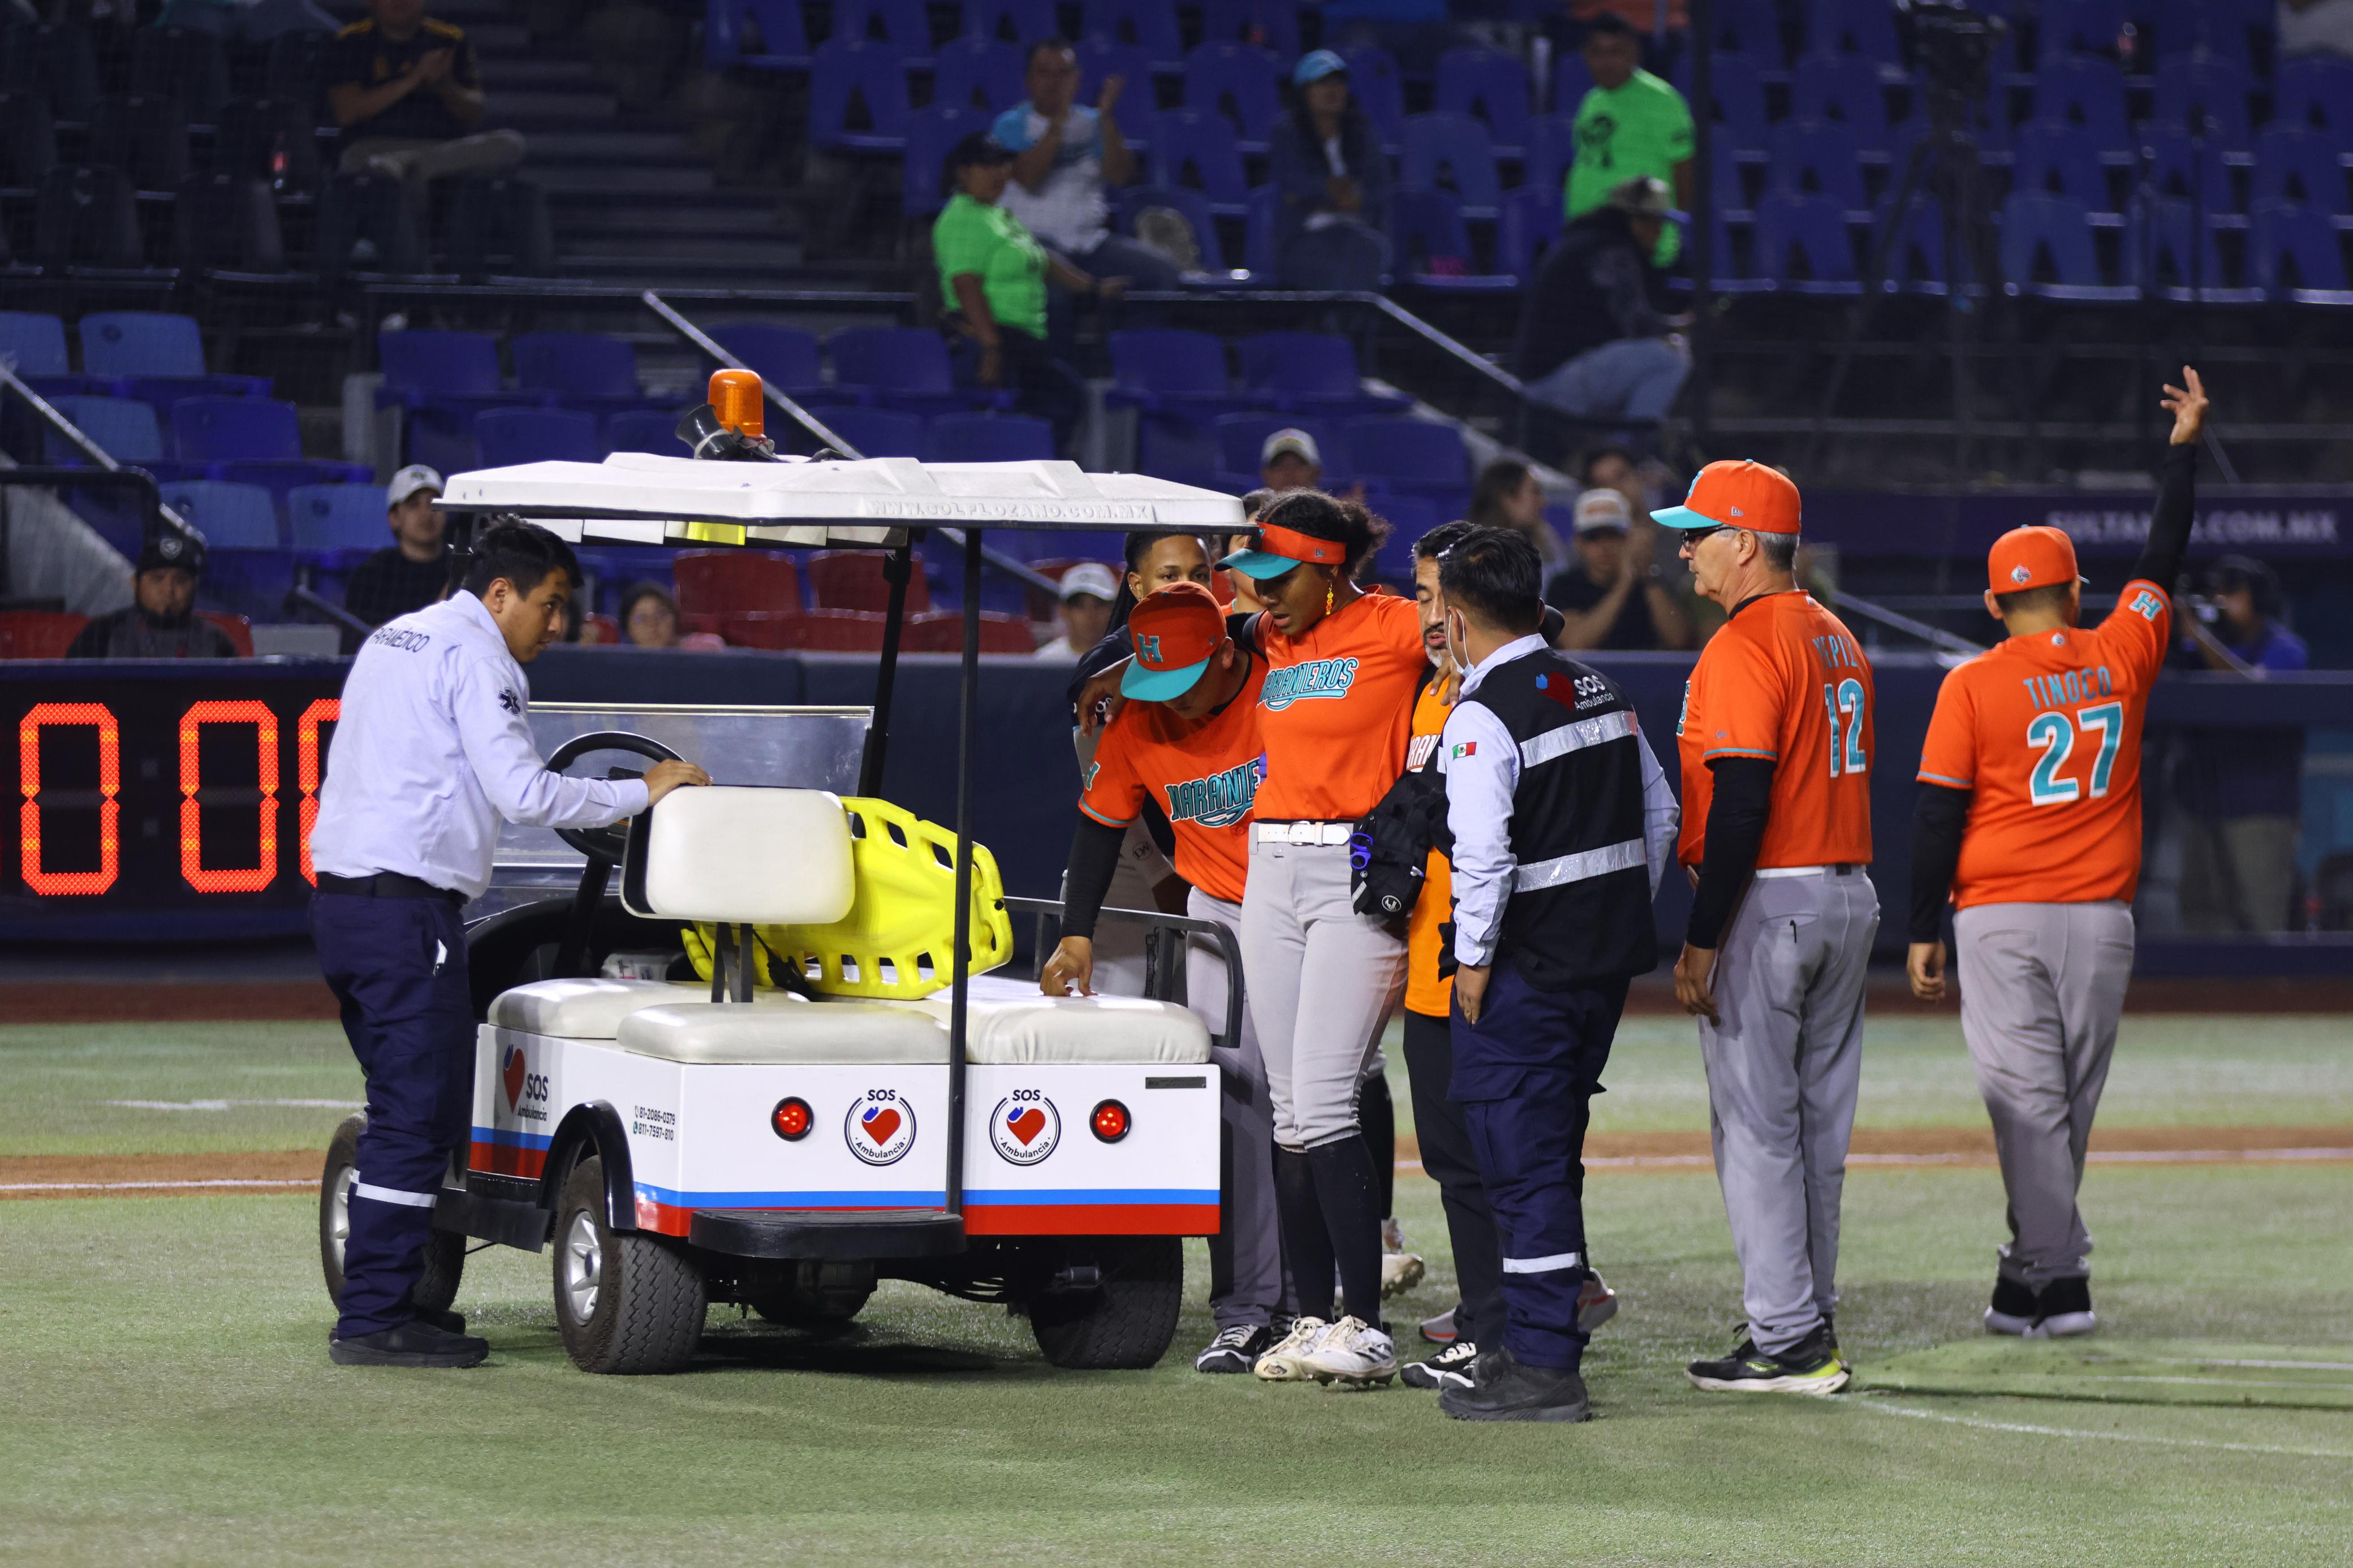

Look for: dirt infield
[9,1127,2351,1200]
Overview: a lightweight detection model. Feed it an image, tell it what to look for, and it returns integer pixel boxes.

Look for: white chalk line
[101,1099,363,1111]
[1398,1148,2353,1176]
[0,1179,312,1193]
[1855,1394,2353,1459]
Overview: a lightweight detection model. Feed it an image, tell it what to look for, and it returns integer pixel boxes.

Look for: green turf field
[3,1015,2351,1566]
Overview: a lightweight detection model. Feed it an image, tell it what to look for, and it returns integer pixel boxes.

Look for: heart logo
[988,1095,1060,1166]
[846,1096,916,1165]
[502,1046,526,1111]
[860,1106,903,1144]
[1007,1107,1046,1146]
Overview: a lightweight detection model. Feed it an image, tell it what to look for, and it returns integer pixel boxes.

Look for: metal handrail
[0,364,203,545]
[1821,586,1985,658]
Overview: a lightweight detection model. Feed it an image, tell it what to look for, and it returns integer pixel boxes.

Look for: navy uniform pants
[1400,1008,1505,1349]
[312,889,473,1339]
[1450,958,1628,1371]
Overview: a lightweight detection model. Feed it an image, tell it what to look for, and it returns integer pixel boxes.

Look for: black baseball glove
[1350,766,1450,920]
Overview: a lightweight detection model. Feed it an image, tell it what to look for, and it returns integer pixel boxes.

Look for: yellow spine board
[684,796,1012,999]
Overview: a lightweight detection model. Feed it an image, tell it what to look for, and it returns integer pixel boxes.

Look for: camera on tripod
[1900,0,2006,105]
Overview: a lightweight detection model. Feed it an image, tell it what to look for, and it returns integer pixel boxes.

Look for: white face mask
[1443,607,1469,669]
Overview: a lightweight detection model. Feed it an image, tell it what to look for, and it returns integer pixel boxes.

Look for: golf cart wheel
[320,1112,463,1315]
[751,1261,876,1328]
[1028,1237,1184,1370]
[552,1156,706,1374]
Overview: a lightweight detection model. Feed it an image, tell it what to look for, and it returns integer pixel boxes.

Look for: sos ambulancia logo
[990,1094,1061,1165]
[845,1092,916,1165]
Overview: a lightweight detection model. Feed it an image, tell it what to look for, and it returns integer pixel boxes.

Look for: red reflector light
[771,1097,813,1141]
[1089,1099,1130,1143]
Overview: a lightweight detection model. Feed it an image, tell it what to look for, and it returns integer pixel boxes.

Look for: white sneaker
[1299,1315,1398,1388]
[1253,1316,1330,1382]
[1380,1217,1425,1298]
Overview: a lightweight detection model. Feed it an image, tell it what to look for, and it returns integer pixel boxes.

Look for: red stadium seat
[902,609,1037,654]
[673,549,803,616]
[0,610,89,658]
[806,550,932,613]
[199,611,253,656]
[722,609,887,651]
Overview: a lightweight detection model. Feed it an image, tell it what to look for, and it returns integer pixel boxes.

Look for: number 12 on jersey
[1821,679,1867,777]
[2027,701,2123,805]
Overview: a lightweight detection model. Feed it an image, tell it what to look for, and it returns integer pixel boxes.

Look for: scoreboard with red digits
[5,665,347,941]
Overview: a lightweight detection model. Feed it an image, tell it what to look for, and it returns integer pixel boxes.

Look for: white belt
[1753,863,1861,880]
[1514,838,1647,893]
[1256,822,1354,846]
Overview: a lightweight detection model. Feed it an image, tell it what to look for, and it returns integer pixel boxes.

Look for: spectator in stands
[329,0,526,188]
[1269,51,1391,290]
[66,534,238,659]
[153,0,339,42]
[1581,443,1656,516]
[1542,487,1693,651]
[620,582,681,647]
[1513,175,1690,443]
[1261,428,1324,492]
[1566,14,1692,265]
[344,464,450,630]
[2282,0,2353,58]
[994,40,1182,292]
[1467,457,1571,577]
[937,131,1120,453]
[1035,561,1119,660]
[2173,555,2310,934]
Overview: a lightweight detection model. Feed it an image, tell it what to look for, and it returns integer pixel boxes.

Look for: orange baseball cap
[1986,525,2086,593]
[1651,459,1802,535]
[1122,581,1227,699]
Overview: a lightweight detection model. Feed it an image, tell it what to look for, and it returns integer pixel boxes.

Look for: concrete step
[485,89,621,119]
[525,129,700,163]
[553,253,801,283]
[555,205,788,237]
[489,57,604,88]
[532,163,717,193]
[545,185,778,212]
[558,234,802,265]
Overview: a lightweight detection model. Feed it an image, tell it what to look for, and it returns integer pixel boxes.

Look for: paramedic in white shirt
[309,521,707,1370]
[994,38,1184,291]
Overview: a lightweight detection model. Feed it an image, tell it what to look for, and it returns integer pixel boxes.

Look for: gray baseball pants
[1699,867,1879,1357]
[1953,900,2135,1288]
[1240,837,1407,1151]
[1186,887,1286,1329]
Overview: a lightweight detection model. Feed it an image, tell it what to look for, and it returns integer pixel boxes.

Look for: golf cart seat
[488,977,800,1039]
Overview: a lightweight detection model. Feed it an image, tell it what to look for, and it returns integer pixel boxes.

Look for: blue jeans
[1524,336,1690,423]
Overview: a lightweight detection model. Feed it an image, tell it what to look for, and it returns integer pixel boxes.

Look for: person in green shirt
[933,131,1125,452]
[1565,14,1693,264]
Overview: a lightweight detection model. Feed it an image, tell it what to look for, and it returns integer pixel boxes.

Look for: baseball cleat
[1195,1323,1273,1374]
[1380,1217,1425,1298]
[1300,1315,1398,1388]
[1419,1307,1458,1344]
[1440,1346,1591,1423]
[1577,1271,1619,1333]
[1401,1337,1480,1392]
[1685,1327,1850,1396]
[2033,1276,2098,1338]
[1253,1316,1331,1382]
[1984,1275,2040,1336]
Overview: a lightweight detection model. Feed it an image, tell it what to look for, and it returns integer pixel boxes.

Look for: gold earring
[1325,579,1335,615]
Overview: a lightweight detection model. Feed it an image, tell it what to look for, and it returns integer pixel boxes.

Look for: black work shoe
[1985,1275,2040,1336]
[329,1320,489,1368]
[1194,1323,1273,1373]
[1402,1337,1480,1391]
[1439,1346,1591,1422]
[2034,1275,2097,1338]
[1685,1325,1850,1396]
[416,1306,467,1335]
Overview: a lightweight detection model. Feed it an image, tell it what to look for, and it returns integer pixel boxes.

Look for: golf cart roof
[439,453,1247,548]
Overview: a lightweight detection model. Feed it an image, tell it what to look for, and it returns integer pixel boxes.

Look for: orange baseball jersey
[1251,590,1425,822]
[1676,590,1874,869]
[1079,657,1268,905]
[1917,579,2173,909]
[1404,677,1454,1017]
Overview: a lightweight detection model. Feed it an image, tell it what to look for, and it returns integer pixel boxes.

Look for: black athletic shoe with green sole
[1440,1346,1592,1422]
[1685,1325,1850,1396]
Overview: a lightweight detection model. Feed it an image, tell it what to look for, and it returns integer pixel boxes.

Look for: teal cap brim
[1121,655,1211,700]
[1649,504,1725,530]
[1218,548,1304,581]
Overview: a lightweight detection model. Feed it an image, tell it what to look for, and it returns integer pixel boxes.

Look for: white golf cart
[317,385,1247,1373]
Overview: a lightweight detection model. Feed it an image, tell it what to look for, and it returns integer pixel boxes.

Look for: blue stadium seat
[934,37,1025,114]
[78,310,272,410]
[808,38,913,153]
[1551,51,1593,118]
[1236,332,1410,414]
[1106,328,1255,421]
[1115,184,1235,272]
[958,0,1054,44]
[2153,55,2252,150]
[706,0,811,70]
[1212,411,1347,486]
[708,322,834,400]
[1079,0,1181,73]
[2029,56,2130,149]
[2251,200,2353,302]
[2272,56,2353,146]
[171,394,373,493]
[929,411,1055,460]
[2036,0,2125,67]
[1498,183,1559,279]
[1243,182,1278,275]
[0,311,87,396]
[1788,51,1889,137]
[2130,195,2257,302]
[1998,191,2135,300]
[1342,416,1470,508]
[1436,48,1532,155]
[512,332,645,408]
[829,327,976,416]
[1872,196,1956,294]
[2139,123,2239,213]
[816,406,926,457]
[1805,0,1899,62]
[1712,135,1753,214]
[1766,120,1868,209]
[1148,110,1251,213]
[44,396,166,465]
[1710,0,1786,64]
[606,409,688,455]
[1368,493,1440,580]
[1671,52,1769,150]
[1339,46,1407,149]
[1199,0,1299,59]
[903,106,987,217]
[1400,112,1502,218]
[2012,120,2117,213]
[1182,42,1281,148]
[2252,128,2347,215]
[474,407,602,467]
[287,484,394,554]
[1391,189,1520,291]
[375,328,535,475]
[2144,0,2265,64]
[1524,115,1576,202]
[1753,190,1861,293]
[157,480,281,551]
[1074,40,1158,139]
[832,0,934,69]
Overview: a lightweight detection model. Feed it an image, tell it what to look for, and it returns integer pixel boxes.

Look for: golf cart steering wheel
[545,731,684,863]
